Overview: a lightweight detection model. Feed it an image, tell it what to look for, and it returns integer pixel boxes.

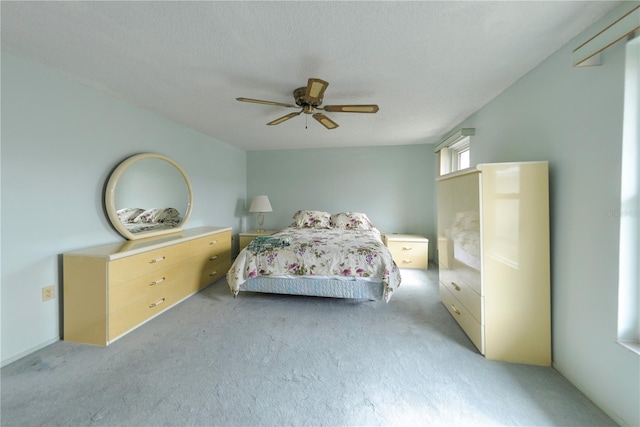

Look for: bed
[226,211,401,302]
[116,207,182,234]
[450,211,481,270]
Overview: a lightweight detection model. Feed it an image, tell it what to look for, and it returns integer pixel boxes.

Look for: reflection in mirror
[105,153,193,241]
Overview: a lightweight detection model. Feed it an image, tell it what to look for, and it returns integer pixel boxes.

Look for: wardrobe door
[481,162,551,365]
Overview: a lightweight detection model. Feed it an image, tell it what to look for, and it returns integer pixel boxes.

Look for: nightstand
[239,230,278,251]
[383,233,429,269]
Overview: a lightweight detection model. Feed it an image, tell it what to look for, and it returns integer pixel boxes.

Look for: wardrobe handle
[451,304,461,315]
[149,298,165,308]
[209,255,218,261]
[149,277,165,286]
[149,256,165,264]
[402,246,413,251]
[209,240,219,245]
[451,282,461,291]
[208,271,219,277]
[402,259,413,264]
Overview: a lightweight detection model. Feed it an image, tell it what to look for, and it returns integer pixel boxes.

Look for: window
[434,128,474,175]
[572,2,640,355]
[451,137,471,171]
[617,34,639,354]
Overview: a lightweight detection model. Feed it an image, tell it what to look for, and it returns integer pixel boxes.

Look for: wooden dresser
[63,226,231,345]
[383,234,429,269]
[437,162,551,365]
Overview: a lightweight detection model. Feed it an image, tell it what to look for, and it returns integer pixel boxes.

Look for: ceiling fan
[236,78,379,130]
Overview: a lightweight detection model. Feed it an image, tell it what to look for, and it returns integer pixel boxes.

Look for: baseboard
[552,361,627,426]
[1,337,60,368]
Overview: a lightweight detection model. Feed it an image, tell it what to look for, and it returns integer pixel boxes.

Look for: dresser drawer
[441,276,482,324]
[194,246,231,270]
[108,284,186,341]
[195,256,231,288]
[108,262,196,314]
[191,231,231,288]
[440,282,484,354]
[109,243,191,285]
[450,259,482,295]
[387,240,428,269]
[190,231,232,256]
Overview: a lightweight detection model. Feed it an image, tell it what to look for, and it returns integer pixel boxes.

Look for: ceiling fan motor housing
[294,87,322,111]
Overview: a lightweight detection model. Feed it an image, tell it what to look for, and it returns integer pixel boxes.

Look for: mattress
[239,275,384,300]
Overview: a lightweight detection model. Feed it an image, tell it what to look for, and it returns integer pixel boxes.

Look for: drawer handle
[209,255,218,261]
[149,277,165,286]
[208,271,219,277]
[451,304,461,315]
[149,256,166,264]
[209,240,219,245]
[149,298,166,308]
[451,282,461,291]
[402,259,413,264]
[402,246,413,251]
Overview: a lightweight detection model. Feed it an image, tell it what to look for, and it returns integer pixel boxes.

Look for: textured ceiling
[1,1,619,151]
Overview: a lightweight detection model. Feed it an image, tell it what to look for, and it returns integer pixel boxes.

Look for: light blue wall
[246,145,437,257]
[0,53,247,365]
[451,3,639,425]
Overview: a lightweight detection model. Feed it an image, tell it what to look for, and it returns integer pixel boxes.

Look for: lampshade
[249,195,272,213]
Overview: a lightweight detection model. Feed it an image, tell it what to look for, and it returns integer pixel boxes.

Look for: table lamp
[249,195,273,233]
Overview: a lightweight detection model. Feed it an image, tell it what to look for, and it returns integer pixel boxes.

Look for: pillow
[452,211,480,231]
[291,210,331,228]
[330,212,374,230]
[116,208,145,223]
[134,207,181,224]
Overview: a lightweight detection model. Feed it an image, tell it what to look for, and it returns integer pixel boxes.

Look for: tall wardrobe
[437,161,551,365]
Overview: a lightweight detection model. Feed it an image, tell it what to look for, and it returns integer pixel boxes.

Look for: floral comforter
[226,227,401,301]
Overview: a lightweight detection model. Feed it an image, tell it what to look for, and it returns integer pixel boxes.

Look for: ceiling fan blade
[236,97,297,108]
[323,104,379,113]
[312,113,339,130]
[305,78,329,105]
[267,111,302,126]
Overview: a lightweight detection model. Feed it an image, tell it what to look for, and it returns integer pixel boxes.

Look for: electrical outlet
[42,285,55,302]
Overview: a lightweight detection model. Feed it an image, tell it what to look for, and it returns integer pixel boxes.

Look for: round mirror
[105,153,193,240]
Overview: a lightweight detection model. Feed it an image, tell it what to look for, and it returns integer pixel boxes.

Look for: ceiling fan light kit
[236,78,379,130]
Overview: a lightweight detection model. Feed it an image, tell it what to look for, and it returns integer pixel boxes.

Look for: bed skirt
[237,276,384,301]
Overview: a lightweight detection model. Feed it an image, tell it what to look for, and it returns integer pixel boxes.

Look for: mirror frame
[105,153,193,241]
